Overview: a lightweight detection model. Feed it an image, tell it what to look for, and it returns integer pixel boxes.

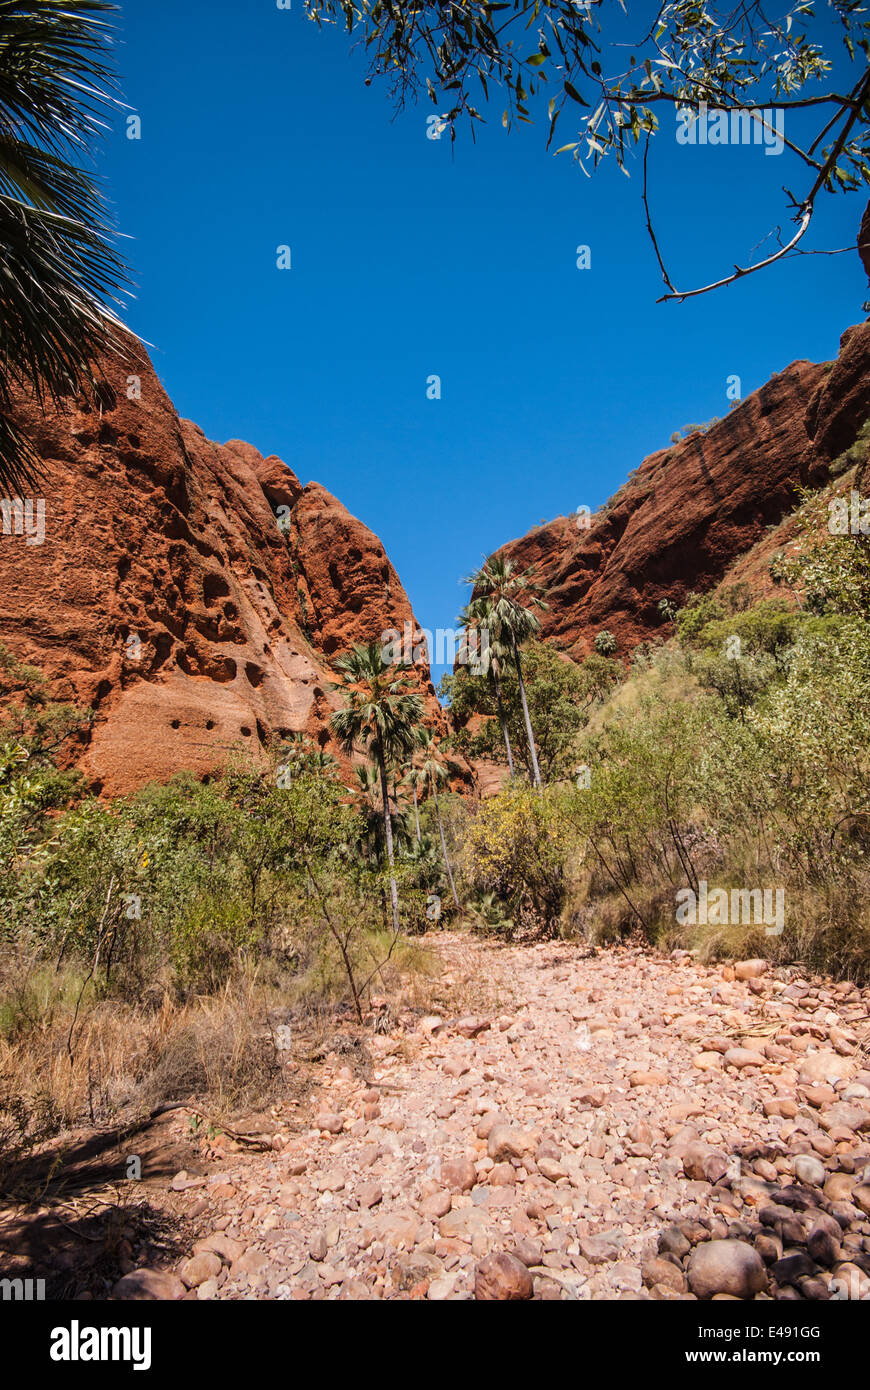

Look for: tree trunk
[432,778,460,908]
[377,739,401,934]
[492,669,515,776]
[412,785,421,842]
[512,638,541,787]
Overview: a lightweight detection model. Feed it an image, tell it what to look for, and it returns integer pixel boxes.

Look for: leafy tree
[443,641,620,782]
[675,590,727,642]
[0,0,131,493]
[329,641,423,934]
[306,0,870,300]
[680,597,802,660]
[770,485,870,617]
[464,785,566,937]
[0,645,88,844]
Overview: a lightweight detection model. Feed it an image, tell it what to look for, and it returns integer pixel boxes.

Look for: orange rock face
[0,340,440,795]
[497,322,870,659]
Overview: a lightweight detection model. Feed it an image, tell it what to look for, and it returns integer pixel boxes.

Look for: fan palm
[347,763,386,863]
[402,761,427,842]
[467,891,515,938]
[414,725,459,909]
[277,731,338,779]
[464,556,548,787]
[329,641,423,934]
[458,602,515,777]
[0,0,130,494]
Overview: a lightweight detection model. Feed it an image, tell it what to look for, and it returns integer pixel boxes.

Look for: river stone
[687,1240,767,1300]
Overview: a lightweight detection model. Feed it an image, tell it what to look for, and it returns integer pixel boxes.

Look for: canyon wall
[0,341,441,795]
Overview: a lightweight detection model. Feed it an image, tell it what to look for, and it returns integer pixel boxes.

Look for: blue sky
[101,2,869,683]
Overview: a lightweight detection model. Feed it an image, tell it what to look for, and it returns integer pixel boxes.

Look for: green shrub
[464,787,566,937]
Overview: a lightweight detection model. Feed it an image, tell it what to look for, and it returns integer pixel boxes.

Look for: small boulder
[178,1252,221,1289]
[734,959,768,980]
[474,1252,533,1301]
[793,1154,826,1187]
[440,1157,477,1192]
[798,1052,856,1087]
[112,1269,186,1301]
[723,1047,766,1070]
[487,1125,538,1162]
[687,1240,766,1300]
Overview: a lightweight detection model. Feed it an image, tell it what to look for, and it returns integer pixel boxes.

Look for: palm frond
[0,1,131,493]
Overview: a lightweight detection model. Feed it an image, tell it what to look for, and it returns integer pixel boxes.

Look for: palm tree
[330,641,423,935]
[402,762,426,843]
[458,602,515,777]
[277,731,338,778]
[464,556,548,788]
[415,726,459,909]
[0,1,131,494]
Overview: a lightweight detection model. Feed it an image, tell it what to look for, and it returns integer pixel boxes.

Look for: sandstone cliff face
[0,341,440,795]
[496,321,870,659]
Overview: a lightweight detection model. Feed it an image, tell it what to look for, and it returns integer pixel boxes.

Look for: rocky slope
[496,320,870,660]
[6,934,867,1302]
[134,939,870,1303]
[0,340,441,795]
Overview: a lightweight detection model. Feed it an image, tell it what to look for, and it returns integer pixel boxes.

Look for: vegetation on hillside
[444,480,870,982]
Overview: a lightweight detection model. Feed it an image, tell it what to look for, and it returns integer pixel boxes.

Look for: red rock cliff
[496,320,870,659]
[0,341,441,795]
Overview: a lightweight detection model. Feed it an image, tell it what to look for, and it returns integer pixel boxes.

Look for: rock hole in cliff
[209,656,237,683]
[256,719,268,744]
[151,633,173,671]
[170,719,181,730]
[240,725,252,737]
[205,719,215,730]
[203,573,231,607]
[245,662,264,688]
[118,556,131,580]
